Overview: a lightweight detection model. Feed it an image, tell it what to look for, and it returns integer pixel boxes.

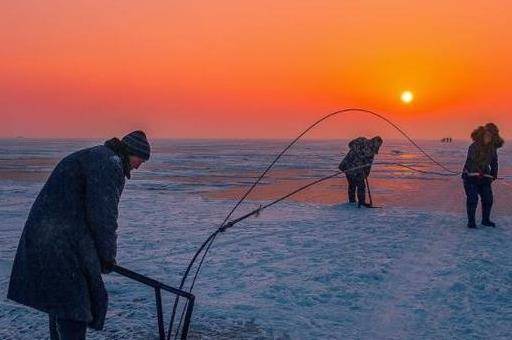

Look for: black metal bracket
[112,264,195,340]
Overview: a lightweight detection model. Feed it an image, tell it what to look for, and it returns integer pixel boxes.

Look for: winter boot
[466,202,477,229]
[481,202,496,227]
[481,220,496,227]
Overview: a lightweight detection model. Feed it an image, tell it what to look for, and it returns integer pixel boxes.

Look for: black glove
[101,259,116,274]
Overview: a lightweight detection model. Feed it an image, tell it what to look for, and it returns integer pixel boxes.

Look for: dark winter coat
[7,144,126,330]
[338,137,381,178]
[462,142,498,179]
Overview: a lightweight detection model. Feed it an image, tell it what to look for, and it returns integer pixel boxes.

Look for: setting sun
[401,91,414,104]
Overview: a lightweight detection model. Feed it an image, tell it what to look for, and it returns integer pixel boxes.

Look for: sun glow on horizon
[2,2,512,139]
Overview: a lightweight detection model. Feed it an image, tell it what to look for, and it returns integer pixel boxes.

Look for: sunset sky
[2,1,511,139]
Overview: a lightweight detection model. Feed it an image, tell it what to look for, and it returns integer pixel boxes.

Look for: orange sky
[1,1,511,139]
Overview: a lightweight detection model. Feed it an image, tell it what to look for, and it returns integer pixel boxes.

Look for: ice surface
[1,139,511,339]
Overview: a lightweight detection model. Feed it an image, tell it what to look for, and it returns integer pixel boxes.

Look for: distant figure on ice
[338,136,383,208]
[8,131,151,339]
[462,123,504,228]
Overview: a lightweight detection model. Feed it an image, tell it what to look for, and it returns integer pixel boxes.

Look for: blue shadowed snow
[1,139,511,339]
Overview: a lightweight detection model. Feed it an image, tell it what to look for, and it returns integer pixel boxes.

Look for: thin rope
[170,161,462,338]
[166,108,478,337]
[181,109,458,289]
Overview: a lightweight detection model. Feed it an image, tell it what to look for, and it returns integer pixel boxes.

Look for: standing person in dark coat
[7,131,151,340]
[338,136,383,208]
[462,124,504,228]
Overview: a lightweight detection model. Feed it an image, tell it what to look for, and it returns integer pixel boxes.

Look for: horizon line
[0,136,474,142]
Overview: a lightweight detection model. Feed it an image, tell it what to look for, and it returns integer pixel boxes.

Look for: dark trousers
[346,174,366,204]
[463,177,494,225]
[49,314,87,340]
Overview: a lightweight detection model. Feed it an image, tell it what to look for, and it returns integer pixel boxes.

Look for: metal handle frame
[112,264,195,340]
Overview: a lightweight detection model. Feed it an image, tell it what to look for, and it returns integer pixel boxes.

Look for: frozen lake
[1,138,511,339]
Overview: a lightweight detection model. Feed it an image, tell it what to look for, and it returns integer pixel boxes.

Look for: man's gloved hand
[101,259,116,274]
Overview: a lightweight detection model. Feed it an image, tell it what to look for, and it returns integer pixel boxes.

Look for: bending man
[339,136,383,208]
[8,131,151,340]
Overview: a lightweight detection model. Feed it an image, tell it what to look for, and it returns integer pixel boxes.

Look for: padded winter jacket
[339,137,381,177]
[8,145,126,330]
[462,142,498,179]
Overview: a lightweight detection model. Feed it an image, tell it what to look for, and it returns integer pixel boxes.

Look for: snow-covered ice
[1,139,511,339]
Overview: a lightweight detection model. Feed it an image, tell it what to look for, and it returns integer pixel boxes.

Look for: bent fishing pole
[114,159,504,339]
[168,108,464,338]
[112,108,508,339]
[169,161,466,338]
